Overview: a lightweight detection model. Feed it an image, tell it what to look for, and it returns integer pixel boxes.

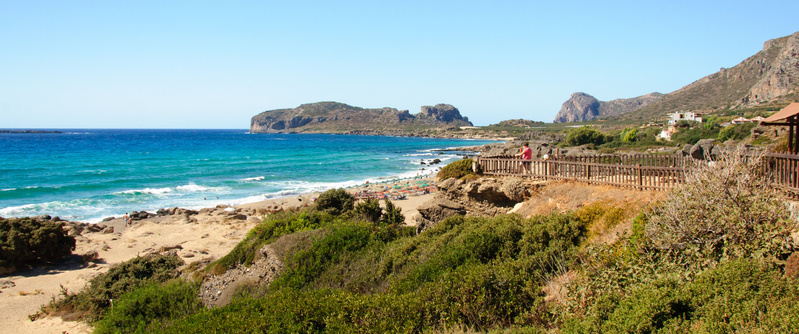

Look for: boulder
[79,251,99,263]
[417,198,466,223]
[690,139,716,160]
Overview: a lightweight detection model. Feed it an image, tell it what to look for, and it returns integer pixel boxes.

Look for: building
[731,117,750,124]
[667,111,702,125]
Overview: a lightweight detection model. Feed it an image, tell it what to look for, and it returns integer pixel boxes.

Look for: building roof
[762,102,799,124]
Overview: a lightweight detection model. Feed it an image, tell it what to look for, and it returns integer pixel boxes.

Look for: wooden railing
[475,153,799,194]
[762,153,799,194]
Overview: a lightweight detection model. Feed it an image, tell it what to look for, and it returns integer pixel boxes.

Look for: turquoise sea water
[0,129,495,223]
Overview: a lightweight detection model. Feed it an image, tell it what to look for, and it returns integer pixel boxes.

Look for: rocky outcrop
[418,104,471,125]
[553,92,663,123]
[250,102,473,134]
[743,32,799,105]
[415,176,540,231]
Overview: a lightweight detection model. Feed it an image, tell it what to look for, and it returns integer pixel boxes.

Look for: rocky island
[250,102,473,137]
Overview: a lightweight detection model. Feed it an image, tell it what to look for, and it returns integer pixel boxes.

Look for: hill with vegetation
[250,102,473,135]
[614,31,799,123]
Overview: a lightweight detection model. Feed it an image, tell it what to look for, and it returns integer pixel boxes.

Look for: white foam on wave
[240,176,265,182]
[119,187,174,195]
[176,184,220,193]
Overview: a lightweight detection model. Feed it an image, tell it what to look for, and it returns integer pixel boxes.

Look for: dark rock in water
[102,216,115,222]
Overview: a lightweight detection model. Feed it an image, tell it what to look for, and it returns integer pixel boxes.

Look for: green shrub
[314,188,355,216]
[353,198,382,223]
[272,223,374,290]
[94,279,202,333]
[437,158,474,180]
[717,122,756,141]
[0,217,75,268]
[564,126,606,147]
[208,210,338,274]
[42,253,184,322]
[380,199,404,227]
[567,259,799,333]
[620,128,638,143]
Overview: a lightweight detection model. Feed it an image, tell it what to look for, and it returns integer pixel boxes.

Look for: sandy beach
[0,179,436,334]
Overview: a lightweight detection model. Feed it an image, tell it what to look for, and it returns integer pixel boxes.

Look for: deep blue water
[0,129,495,222]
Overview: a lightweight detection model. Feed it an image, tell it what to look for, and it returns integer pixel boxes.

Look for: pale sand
[0,189,434,334]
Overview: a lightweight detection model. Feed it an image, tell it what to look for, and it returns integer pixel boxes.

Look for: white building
[667,111,702,125]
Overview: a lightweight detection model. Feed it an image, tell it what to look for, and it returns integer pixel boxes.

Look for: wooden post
[586,164,591,182]
[637,164,643,190]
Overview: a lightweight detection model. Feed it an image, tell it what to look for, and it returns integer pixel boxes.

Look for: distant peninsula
[250,102,473,137]
[0,130,63,134]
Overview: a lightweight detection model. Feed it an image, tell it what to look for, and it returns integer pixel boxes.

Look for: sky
[1,1,798,128]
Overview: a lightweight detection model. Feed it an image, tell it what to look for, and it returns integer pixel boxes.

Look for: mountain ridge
[553,92,664,123]
[555,31,799,123]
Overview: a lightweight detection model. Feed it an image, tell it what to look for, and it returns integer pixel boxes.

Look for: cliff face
[250,102,472,134]
[553,92,663,123]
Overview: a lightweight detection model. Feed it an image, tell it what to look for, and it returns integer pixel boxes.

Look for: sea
[0,129,497,223]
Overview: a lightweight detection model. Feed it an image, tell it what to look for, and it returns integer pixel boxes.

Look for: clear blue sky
[1,0,797,128]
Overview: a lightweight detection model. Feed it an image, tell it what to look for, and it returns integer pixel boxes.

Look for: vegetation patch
[0,217,75,269]
[437,158,475,179]
[37,253,184,322]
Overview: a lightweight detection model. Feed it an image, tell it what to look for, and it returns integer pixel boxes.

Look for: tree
[565,126,606,147]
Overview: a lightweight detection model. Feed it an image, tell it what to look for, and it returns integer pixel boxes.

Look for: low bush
[94,279,202,333]
[437,158,474,179]
[380,199,404,227]
[353,198,382,223]
[41,253,184,322]
[564,126,606,147]
[207,210,339,274]
[565,259,799,333]
[645,148,790,264]
[0,217,75,268]
[314,188,355,216]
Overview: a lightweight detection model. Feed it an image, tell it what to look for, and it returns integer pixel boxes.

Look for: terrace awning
[761,102,799,154]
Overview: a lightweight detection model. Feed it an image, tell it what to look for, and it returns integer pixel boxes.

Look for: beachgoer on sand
[515,142,532,174]
[123,213,129,226]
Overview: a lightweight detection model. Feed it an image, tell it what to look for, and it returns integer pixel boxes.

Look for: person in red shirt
[515,142,532,174]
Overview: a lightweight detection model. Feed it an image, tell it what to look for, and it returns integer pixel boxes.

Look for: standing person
[123,213,129,227]
[515,142,532,174]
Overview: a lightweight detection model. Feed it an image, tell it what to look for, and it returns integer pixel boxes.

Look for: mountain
[553,92,664,123]
[249,102,472,134]
[615,31,799,122]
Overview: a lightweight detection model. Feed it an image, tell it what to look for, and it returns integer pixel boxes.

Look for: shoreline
[0,175,439,334]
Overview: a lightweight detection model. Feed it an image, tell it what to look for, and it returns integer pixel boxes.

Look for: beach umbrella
[393,185,401,189]
[422,183,428,187]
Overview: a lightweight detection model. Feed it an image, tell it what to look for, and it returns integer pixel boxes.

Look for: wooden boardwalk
[475,153,799,194]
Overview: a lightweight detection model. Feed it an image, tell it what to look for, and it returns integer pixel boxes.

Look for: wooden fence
[475,153,799,194]
[762,153,799,195]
